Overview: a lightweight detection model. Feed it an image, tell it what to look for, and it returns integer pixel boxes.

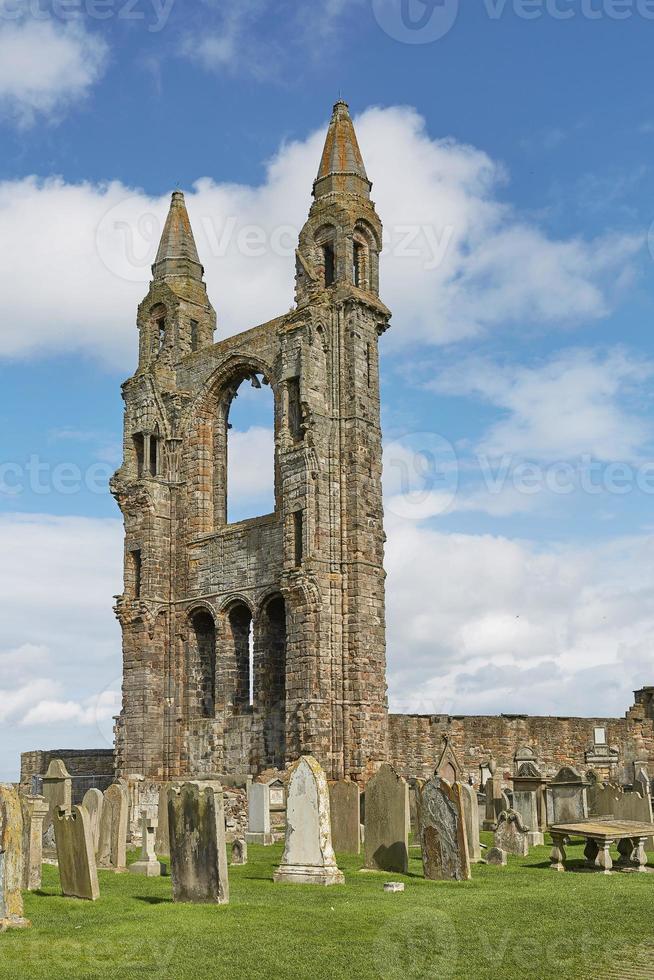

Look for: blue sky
[2,0,654,780]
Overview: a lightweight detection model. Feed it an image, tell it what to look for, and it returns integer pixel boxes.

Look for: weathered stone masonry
[111,102,390,782]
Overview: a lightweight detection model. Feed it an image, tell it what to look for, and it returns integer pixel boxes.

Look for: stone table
[549,820,654,875]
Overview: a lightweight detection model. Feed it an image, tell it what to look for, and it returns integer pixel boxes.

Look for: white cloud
[385,514,654,718]
[0,106,642,366]
[0,514,122,779]
[0,19,108,126]
[432,347,654,462]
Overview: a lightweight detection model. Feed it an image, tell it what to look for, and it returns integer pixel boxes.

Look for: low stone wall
[20,749,116,802]
[388,705,654,785]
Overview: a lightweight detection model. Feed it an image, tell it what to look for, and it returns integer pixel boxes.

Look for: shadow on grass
[134,897,171,905]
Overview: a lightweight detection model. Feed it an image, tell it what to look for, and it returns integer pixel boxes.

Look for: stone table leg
[616,837,635,869]
[550,834,567,872]
[632,838,648,873]
[596,839,614,875]
[584,838,599,868]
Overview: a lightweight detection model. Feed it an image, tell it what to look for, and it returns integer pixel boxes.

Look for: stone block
[364,763,409,874]
[485,847,507,866]
[246,782,274,845]
[329,780,361,855]
[231,839,247,865]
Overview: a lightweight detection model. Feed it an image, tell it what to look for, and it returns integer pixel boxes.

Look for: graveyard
[0,836,651,980]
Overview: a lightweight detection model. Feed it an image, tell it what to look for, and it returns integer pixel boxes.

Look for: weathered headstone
[274,756,344,885]
[494,809,530,857]
[329,779,361,855]
[482,760,505,831]
[364,764,410,874]
[512,787,544,847]
[168,782,229,904]
[458,782,482,863]
[97,782,128,873]
[155,783,171,856]
[41,759,71,848]
[418,777,471,882]
[435,735,463,784]
[231,838,248,865]
[82,789,104,854]
[634,767,651,801]
[485,847,507,866]
[21,794,48,891]
[246,782,274,845]
[130,812,165,877]
[0,784,29,929]
[53,805,99,901]
[545,767,589,826]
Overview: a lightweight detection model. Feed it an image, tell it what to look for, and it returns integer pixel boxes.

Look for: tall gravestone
[512,761,546,841]
[155,783,171,856]
[494,809,530,857]
[482,760,506,831]
[435,736,463,784]
[41,759,71,848]
[130,812,165,877]
[364,764,410,874]
[246,782,274,845]
[53,805,99,901]
[168,782,229,904]
[21,794,49,891]
[545,767,589,826]
[458,782,482,863]
[329,780,361,855]
[82,788,104,854]
[274,757,344,886]
[0,784,29,929]
[97,782,128,873]
[418,777,471,882]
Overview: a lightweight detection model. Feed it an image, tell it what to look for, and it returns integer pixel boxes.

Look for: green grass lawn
[2,834,653,980]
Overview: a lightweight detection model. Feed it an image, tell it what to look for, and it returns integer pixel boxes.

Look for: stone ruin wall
[388,699,654,785]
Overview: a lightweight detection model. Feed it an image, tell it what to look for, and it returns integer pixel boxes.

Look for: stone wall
[20,749,115,802]
[388,692,654,785]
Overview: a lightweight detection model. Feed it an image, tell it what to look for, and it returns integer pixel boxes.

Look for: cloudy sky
[2,0,654,780]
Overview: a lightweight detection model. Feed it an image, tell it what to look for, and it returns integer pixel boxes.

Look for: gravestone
[82,788,104,854]
[274,756,344,885]
[545,767,589,826]
[418,777,471,882]
[512,760,547,838]
[485,847,507,866]
[97,782,128,873]
[364,763,410,874]
[246,782,274,845]
[168,782,229,904]
[634,767,651,800]
[458,782,482,863]
[231,839,248,865]
[483,772,506,831]
[155,783,170,856]
[21,794,48,891]
[435,735,463,784]
[53,805,99,901]
[511,786,544,846]
[0,784,29,929]
[329,779,361,855]
[130,812,165,877]
[41,759,71,848]
[494,809,530,857]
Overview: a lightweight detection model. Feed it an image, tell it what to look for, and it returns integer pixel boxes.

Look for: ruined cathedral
[20,104,654,795]
[111,102,390,782]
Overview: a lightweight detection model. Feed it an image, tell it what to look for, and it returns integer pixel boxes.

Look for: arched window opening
[149,304,167,358]
[254,595,287,768]
[226,602,252,713]
[133,433,145,477]
[190,610,216,719]
[157,318,166,352]
[226,373,275,524]
[149,430,160,477]
[323,243,335,286]
[353,241,363,287]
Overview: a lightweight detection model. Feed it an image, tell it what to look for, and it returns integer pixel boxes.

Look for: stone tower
[112,102,391,782]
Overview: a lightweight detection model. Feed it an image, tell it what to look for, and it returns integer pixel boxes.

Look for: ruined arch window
[225,373,275,524]
[190,319,199,352]
[323,242,335,286]
[190,610,216,718]
[226,602,252,713]
[287,378,303,441]
[157,318,166,352]
[149,427,161,477]
[133,433,145,477]
[149,303,167,357]
[293,510,303,567]
[130,549,142,598]
[254,594,287,768]
[353,241,363,287]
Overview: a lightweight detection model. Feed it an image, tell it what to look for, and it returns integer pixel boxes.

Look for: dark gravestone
[418,777,471,882]
[364,764,409,874]
[329,780,361,855]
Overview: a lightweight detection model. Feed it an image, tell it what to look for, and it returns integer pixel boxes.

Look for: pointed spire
[152,190,204,281]
[313,101,372,200]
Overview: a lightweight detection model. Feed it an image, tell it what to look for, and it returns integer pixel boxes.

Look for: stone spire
[152,190,204,281]
[313,101,372,200]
